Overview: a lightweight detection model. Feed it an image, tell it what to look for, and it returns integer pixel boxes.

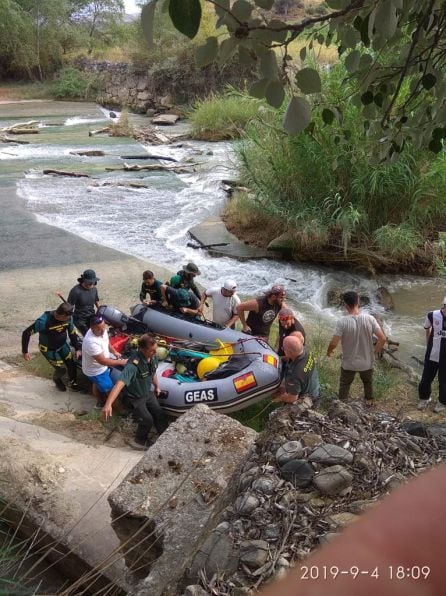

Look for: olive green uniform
[120,350,168,443]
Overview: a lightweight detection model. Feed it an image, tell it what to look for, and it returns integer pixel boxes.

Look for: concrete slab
[108,404,256,595]
[0,365,95,419]
[188,216,271,261]
[0,414,143,589]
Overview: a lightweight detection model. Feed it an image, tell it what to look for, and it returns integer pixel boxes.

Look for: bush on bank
[190,89,263,141]
[216,64,446,274]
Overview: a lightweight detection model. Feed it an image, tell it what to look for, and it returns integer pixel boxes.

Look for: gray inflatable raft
[99,304,282,416]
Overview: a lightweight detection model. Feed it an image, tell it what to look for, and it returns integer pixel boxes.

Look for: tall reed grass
[227,63,446,271]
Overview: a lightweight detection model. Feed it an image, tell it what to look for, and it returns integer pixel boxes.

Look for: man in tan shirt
[327,291,386,405]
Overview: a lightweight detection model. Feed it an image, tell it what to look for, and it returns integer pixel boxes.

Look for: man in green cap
[102,333,168,449]
[169,262,201,301]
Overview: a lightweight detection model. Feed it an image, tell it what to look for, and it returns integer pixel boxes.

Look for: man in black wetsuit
[140,270,163,305]
[67,269,100,335]
[237,284,287,341]
[22,302,81,392]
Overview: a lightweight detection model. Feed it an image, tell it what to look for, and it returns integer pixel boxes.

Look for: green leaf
[232,0,253,21]
[283,96,311,135]
[361,91,374,105]
[265,80,285,108]
[422,73,437,90]
[429,138,443,153]
[326,0,350,8]
[296,68,321,94]
[260,50,278,79]
[238,46,257,66]
[300,46,306,62]
[196,37,218,67]
[374,92,384,107]
[249,78,270,99]
[322,108,335,125]
[359,53,373,70]
[268,19,288,43]
[214,0,229,16]
[219,36,238,63]
[254,0,274,8]
[169,0,201,39]
[432,128,446,141]
[362,103,376,118]
[141,1,158,48]
[374,0,398,40]
[342,26,360,49]
[345,50,360,73]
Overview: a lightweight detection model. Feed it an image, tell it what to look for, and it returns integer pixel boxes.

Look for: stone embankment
[76,59,254,114]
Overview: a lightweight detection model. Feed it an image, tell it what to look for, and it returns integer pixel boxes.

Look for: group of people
[21,262,446,448]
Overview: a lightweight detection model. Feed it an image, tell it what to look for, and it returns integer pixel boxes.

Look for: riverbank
[0,180,173,359]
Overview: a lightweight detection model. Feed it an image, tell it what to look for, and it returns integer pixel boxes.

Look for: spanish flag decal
[263,354,278,368]
[234,372,257,393]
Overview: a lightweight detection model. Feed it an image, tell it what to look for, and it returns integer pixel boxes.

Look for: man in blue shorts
[81,315,127,407]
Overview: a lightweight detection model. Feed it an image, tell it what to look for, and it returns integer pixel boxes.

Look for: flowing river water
[1,102,444,366]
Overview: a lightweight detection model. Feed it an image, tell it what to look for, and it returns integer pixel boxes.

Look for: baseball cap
[444,296,446,304]
[90,315,104,326]
[223,279,237,291]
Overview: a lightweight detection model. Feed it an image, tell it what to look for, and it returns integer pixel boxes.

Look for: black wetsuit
[139,279,163,303]
[67,283,99,335]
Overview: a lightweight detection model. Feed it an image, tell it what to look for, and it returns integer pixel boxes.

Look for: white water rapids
[7,109,444,364]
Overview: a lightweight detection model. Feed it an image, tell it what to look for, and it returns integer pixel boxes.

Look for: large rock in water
[326,286,394,310]
[108,404,256,596]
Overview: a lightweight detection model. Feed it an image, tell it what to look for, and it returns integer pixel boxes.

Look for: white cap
[443,296,446,304]
[223,279,237,291]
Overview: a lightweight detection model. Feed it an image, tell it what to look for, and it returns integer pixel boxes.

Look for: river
[2,103,443,365]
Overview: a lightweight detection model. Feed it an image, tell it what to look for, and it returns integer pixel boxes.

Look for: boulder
[279,459,314,488]
[239,540,269,569]
[267,232,294,254]
[374,286,394,310]
[160,94,174,108]
[313,465,353,495]
[152,114,180,125]
[137,90,153,102]
[326,287,370,308]
[275,441,304,465]
[308,443,354,465]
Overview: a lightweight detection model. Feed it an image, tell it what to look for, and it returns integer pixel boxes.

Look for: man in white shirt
[327,291,386,405]
[81,315,127,399]
[200,279,241,328]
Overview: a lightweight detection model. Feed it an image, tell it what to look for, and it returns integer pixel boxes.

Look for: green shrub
[233,61,446,270]
[373,224,421,259]
[190,89,264,140]
[50,67,95,100]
